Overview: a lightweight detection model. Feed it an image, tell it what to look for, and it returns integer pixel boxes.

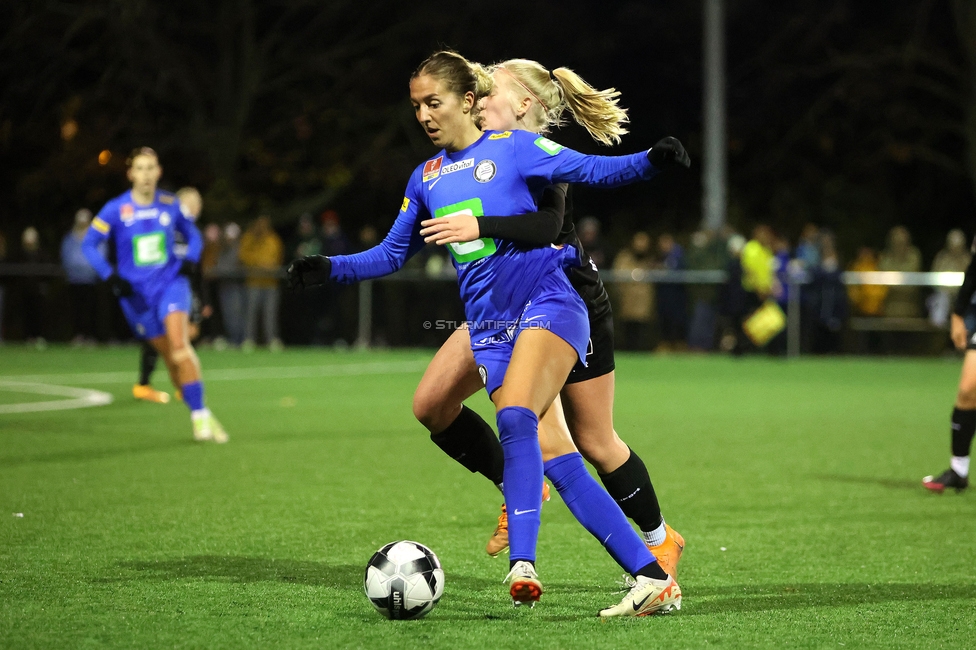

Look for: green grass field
[1,346,974,648]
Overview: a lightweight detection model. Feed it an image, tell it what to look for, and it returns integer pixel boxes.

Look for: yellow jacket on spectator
[239,217,283,289]
[741,240,774,295]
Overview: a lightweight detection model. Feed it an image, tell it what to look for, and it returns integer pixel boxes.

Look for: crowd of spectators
[0,212,971,355]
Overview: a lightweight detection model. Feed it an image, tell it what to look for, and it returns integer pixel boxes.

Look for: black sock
[510,559,535,570]
[951,407,976,457]
[634,560,669,581]
[139,342,158,386]
[429,405,505,486]
[599,448,663,532]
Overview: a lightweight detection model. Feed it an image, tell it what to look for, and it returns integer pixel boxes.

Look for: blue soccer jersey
[82,189,202,300]
[330,129,658,338]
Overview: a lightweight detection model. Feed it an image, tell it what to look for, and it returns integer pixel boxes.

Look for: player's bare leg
[562,373,684,577]
[158,311,227,443]
[924,349,976,492]
[413,326,483,433]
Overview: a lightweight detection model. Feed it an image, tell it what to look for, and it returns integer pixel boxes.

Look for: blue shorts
[470,268,590,397]
[119,277,192,340]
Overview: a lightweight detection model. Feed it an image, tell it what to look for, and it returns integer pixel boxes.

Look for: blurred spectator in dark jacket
[613,232,655,350]
[879,225,922,317]
[795,223,821,271]
[655,233,687,352]
[215,222,244,346]
[61,209,100,345]
[577,216,609,270]
[686,229,727,350]
[292,212,323,259]
[718,233,747,352]
[320,209,349,257]
[804,233,848,353]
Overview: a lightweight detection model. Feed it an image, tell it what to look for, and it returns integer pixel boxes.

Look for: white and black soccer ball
[364,540,444,620]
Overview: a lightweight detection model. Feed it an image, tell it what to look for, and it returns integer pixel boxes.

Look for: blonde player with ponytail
[415,58,691,615]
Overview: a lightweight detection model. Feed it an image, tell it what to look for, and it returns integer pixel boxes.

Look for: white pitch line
[0,360,431,386]
[0,382,114,414]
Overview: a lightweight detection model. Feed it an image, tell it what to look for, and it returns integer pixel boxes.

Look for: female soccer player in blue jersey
[288,51,679,615]
[82,148,227,444]
[413,59,687,585]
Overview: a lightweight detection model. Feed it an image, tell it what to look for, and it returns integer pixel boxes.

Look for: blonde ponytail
[493,59,629,146]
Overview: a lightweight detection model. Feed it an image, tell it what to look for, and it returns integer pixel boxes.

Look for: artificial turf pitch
[1,346,974,649]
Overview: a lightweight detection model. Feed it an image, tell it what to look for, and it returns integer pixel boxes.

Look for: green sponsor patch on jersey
[132,231,168,266]
[534,136,564,156]
[433,198,497,264]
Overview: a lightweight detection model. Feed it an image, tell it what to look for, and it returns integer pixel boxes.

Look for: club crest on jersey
[473,159,496,183]
[159,212,171,227]
[423,156,443,182]
[120,204,135,223]
[441,158,474,176]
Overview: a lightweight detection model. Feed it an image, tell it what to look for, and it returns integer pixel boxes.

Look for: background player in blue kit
[82,148,228,444]
[133,186,212,405]
[288,51,680,615]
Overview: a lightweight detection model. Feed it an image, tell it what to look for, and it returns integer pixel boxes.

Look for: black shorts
[566,310,615,384]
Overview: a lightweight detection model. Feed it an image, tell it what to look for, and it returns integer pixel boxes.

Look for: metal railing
[0,264,965,356]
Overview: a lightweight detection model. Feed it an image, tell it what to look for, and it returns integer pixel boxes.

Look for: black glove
[648,136,691,169]
[179,260,198,277]
[108,273,134,298]
[287,255,332,290]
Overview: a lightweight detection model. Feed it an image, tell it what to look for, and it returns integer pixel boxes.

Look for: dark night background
[3,0,976,261]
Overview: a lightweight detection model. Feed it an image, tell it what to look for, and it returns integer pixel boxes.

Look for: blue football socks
[544,452,657,576]
[180,380,205,412]
[497,406,544,564]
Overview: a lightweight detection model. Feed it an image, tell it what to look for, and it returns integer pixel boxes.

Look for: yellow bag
[743,300,786,347]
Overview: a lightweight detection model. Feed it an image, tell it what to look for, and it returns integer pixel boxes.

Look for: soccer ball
[364,540,444,620]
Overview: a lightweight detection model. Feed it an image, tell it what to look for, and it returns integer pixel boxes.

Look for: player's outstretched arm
[514,130,690,189]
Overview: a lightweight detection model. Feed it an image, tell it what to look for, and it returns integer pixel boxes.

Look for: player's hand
[951,313,968,351]
[179,260,198,277]
[419,215,481,245]
[648,136,691,169]
[108,273,134,298]
[287,255,332,290]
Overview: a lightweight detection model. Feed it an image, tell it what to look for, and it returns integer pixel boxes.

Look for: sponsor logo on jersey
[91,217,111,234]
[534,136,564,156]
[400,197,410,212]
[440,158,474,175]
[120,204,135,223]
[159,212,171,227]
[473,159,496,183]
[159,193,175,205]
[422,156,443,182]
[488,130,513,140]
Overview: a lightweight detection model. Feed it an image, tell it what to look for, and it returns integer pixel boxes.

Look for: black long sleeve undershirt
[954,252,976,316]
[477,183,567,245]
